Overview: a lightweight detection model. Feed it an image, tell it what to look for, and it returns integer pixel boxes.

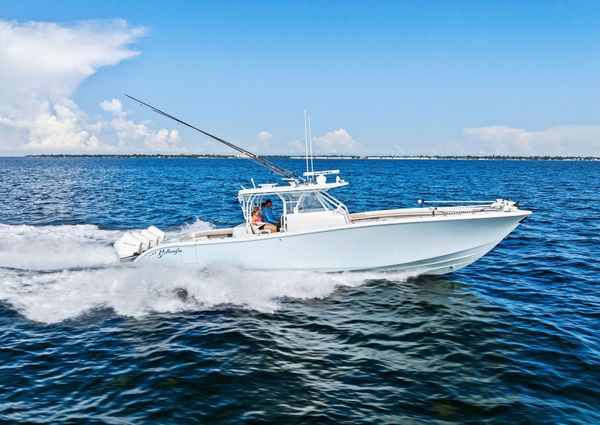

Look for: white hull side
[134,211,529,275]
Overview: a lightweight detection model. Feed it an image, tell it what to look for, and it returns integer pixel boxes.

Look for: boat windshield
[239,187,350,231]
[285,192,328,213]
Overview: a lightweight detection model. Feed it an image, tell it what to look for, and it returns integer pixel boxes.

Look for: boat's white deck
[185,228,235,240]
[180,205,508,242]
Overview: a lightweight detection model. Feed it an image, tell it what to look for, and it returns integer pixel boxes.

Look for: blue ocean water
[0,157,598,424]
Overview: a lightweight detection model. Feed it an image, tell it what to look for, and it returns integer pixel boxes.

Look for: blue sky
[1,0,599,155]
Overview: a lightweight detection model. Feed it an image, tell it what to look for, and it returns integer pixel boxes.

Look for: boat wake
[0,223,417,324]
[0,223,122,270]
[0,221,214,271]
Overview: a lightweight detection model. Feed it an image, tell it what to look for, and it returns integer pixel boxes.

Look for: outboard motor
[114,226,165,261]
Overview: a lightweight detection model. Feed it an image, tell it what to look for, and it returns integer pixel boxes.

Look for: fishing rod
[125,94,301,181]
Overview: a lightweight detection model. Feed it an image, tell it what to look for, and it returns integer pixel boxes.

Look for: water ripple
[0,158,599,423]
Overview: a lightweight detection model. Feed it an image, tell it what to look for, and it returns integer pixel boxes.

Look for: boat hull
[134,210,530,275]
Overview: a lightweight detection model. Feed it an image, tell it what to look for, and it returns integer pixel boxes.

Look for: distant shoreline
[22,154,600,161]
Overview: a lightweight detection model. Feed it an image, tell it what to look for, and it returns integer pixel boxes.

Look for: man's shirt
[261,207,278,225]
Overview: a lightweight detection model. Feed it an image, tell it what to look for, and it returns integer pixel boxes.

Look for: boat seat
[250,223,272,235]
[191,228,234,238]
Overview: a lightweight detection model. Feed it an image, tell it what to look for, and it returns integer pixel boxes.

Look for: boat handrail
[319,190,350,222]
[349,202,515,223]
[418,199,496,205]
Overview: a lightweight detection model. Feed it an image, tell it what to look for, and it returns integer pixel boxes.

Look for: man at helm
[261,199,281,230]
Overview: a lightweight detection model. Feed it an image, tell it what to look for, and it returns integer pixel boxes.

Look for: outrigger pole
[125,95,302,181]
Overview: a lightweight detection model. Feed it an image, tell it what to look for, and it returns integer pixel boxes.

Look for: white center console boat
[114,97,531,275]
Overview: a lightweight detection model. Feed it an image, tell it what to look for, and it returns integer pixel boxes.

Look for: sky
[0,0,599,156]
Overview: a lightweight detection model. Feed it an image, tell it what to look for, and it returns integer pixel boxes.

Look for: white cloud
[256,130,272,141]
[251,130,272,152]
[23,99,103,151]
[0,19,181,153]
[286,139,305,154]
[99,98,127,118]
[458,125,600,156]
[313,128,364,154]
[100,98,181,151]
[282,128,365,155]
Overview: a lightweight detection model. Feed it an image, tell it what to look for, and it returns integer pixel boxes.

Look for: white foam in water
[0,223,416,323]
[0,220,212,271]
[0,224,121,270]
[171,219,213,236]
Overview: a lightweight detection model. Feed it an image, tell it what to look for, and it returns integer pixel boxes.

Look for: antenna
[125,94,302,181]
[308,114,314,175]
[304,109,310,180]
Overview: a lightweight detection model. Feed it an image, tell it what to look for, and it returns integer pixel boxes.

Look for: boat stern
[114,225,166,261]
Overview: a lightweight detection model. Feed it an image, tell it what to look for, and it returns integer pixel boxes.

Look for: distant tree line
[26,153,600,161]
